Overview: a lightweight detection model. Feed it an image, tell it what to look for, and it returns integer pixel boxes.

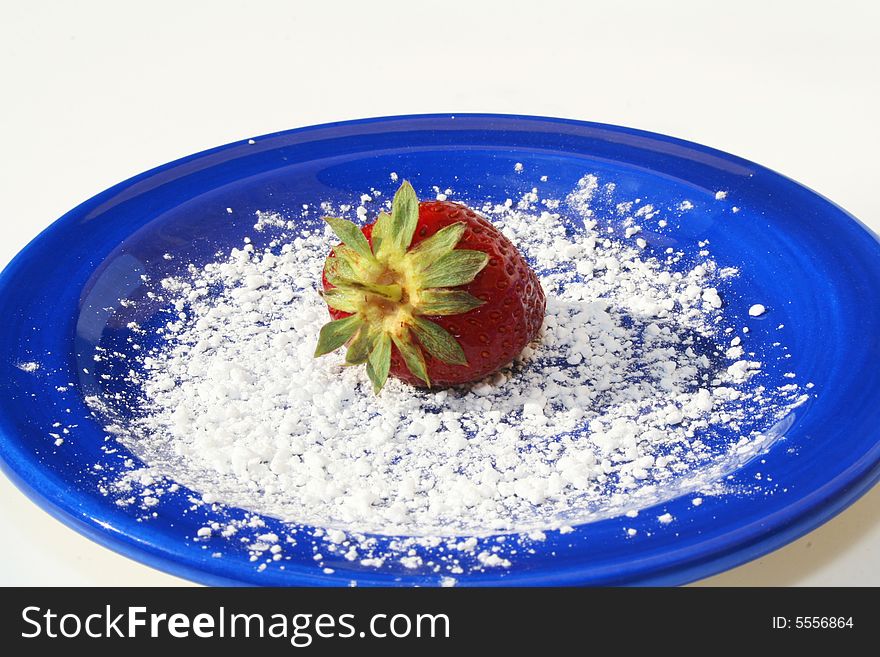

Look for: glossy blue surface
[1,114,879,586]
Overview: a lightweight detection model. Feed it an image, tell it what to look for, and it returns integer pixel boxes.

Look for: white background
[1,0,878,586]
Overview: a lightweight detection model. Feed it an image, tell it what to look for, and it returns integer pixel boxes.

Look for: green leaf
[371,211,393,260]
[415,289,484,316]
[321,287,363,314]
[314,315,363,357]
[365,360,378,388]
[345,326,377,365]
[367,333,392,393]
[405,222,466,271]
[333,244,382,280]
[330,279,402,303]
[323,216,376,263]
[391,330,430,386]
[323,254,357,286]
[419,250,489,288]
[390,180,419,255]
[409,317,468,366]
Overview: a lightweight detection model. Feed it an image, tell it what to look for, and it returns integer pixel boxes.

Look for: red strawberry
[314,180,545,393]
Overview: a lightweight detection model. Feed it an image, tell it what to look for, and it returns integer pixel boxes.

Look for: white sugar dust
[87,173,809,579]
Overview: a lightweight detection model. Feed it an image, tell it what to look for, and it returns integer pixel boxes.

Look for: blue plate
[1,114,879,586]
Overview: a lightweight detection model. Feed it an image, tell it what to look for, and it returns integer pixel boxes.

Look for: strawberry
[314,180,545,393]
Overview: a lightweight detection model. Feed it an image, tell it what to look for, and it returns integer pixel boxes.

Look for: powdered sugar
[87,174,807,577]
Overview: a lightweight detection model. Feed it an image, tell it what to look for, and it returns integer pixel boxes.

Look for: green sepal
[405,222,466,272]
[345,326,377,365]
[321,287,363,314]
[370,211,393,260]
[314,315,363,357]
[332,279,402,303]
[419,250,489,288]
[389,180,419,257]
[391,330,430,386]
[365,360,378,389]
[333,244,381,280]
[409,317,468,366]
[415,289,484,316]
[325,253,402,303]
[323,255,357,286]
[367,332,392,393]
[323,215,376,263]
